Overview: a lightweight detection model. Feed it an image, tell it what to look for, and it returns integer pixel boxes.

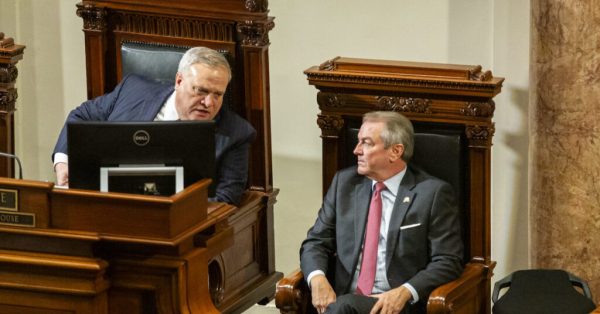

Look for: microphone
[0,151,23,179]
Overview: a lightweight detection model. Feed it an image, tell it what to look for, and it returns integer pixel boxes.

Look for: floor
[242,154,323,313]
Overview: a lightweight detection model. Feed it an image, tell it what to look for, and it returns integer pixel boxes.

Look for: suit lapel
[386,167,416,268]
[353,177,372,265]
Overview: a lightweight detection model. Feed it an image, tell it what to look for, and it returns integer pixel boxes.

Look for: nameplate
[0,210,35,227]
[0,188,18,211]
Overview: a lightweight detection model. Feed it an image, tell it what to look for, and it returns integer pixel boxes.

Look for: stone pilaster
[530,0,600,303]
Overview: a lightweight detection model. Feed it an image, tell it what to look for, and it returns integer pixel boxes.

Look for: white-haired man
[53,47,254,205]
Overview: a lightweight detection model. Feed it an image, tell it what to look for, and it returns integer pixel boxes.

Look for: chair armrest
[427,259,496,314]
[276,268,315,314]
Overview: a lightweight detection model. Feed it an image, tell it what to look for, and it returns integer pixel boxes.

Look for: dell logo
[133,130,150,146]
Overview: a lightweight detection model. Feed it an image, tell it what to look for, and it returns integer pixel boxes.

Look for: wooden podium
[0,177,235,313]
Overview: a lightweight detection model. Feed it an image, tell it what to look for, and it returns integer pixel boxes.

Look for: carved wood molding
[0,33,14,48]
[317,114,344,138]
[76,3,107,31]
[245,0,269,12]
[461,101,495,118]
[237,18,275,47]
[0,89,17,112]
[113,12,235,42]
[466,124,495,148]
[0,64,18,84]
[317,92,346,108]
[305,72,500,94]
[319,57,341,71]
[0,33,25,60]
[468,66,493,81]
[376,96,432,114]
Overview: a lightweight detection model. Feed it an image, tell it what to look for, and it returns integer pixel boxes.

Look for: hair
[363,111,414,162]
[177,47,232,81]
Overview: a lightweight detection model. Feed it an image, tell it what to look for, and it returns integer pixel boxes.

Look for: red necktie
[356,182,385,295]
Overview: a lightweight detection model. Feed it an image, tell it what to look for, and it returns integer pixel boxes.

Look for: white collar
[155,91,179,121]
[372,167,407,198]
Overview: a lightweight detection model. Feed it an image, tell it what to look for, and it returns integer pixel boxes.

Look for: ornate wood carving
[469,66,493,81]
[237,18,275,47]
[466,124,495,148]
[0,89,17,112]
[376,96,432,114]
[317,92,346,108]
[317,114,344,138]
[318,57,340,71]
[305,58,503,97]
[245,0,269,12]
[461,101,495,117]
[0,64,18,83]
[0,32,25,178]
[113,12,235,42]
[306,72,500,95]
[76,3,107,31]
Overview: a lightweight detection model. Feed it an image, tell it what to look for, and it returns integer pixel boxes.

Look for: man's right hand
[54,162,69,187]
[310,274,336,314]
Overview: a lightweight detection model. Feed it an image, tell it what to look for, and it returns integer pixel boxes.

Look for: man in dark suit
[300,111,463,314]
[52,47,255,205]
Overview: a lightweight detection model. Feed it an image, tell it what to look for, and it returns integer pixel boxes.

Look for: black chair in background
[492,269,596,314]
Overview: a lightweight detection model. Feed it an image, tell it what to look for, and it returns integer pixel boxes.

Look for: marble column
[530,0,600,303]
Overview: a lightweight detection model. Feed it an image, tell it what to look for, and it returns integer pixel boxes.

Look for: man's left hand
[369,286,412,314]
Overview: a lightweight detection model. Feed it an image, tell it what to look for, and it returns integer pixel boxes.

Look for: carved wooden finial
[0,34,14,48]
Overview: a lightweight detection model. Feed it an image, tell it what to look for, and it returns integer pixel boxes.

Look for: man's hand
[310,274,336,314]
[369,285,412,314]
[54,162,69,187]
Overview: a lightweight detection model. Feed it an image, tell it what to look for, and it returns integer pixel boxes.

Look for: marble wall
[530,0,600,303]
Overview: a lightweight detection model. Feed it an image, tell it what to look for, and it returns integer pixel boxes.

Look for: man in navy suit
[52,47,255,205]
[300,111,463,314]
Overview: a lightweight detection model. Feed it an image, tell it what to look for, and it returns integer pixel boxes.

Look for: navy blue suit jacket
[53,74,256,205]
[300,165,463,312]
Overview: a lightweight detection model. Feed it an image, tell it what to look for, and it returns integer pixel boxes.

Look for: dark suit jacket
[300,165,463,310]
[53,74,256,205]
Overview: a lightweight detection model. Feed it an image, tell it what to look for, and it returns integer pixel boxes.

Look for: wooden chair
[75,1,280,312]
[275,57,504,314]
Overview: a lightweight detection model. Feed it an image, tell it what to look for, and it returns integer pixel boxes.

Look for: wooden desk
[0,177,235,313]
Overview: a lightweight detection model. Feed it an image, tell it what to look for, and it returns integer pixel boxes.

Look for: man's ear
[389,143,405,162]
[174,72,183,89]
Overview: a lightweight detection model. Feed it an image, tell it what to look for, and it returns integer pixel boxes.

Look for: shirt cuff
[402,283,419,303]
[307,270,326,289]
[53,153,68,167]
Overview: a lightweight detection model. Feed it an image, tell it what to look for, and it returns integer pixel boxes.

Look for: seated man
[300,111,463,314]
[52,47,255,205]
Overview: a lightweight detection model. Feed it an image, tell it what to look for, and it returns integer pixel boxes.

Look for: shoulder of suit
[217,109,256,136]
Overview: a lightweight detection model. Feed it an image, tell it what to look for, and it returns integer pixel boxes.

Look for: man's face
[174,63,229,121]
[353,121,404,181]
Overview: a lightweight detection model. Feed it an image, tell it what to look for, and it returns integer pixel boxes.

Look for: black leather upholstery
[121,41,189,85]
[492,269,596,314]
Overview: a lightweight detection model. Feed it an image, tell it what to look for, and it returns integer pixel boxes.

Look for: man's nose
[353,143,361,155]
[203,95,216,108]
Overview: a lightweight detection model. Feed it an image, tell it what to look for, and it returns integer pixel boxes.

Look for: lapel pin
[403,196,410,203]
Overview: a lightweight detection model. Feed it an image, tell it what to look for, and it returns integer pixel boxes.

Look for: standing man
[52,47,255,205]
[300,111,463,314]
